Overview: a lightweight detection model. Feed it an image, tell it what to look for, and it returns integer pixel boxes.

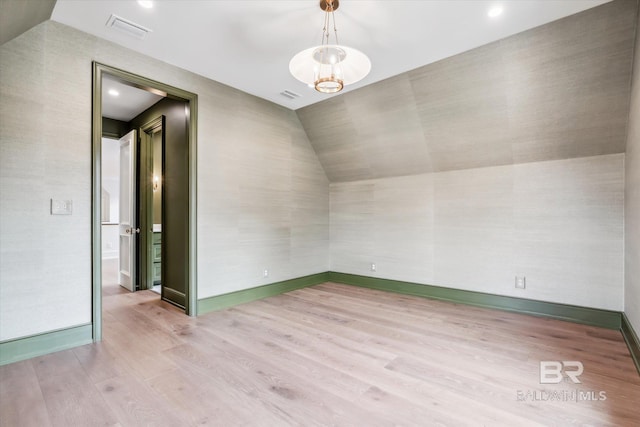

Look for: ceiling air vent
[280,90,301,100]
[106,14,152,39]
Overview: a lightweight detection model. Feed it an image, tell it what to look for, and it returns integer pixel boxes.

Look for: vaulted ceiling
[50,0,610,109]
[0,0,56,45]
[2,0,637,183]
[297,0,638,182]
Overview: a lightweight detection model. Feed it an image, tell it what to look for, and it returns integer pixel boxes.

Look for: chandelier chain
[320,8,328,45]
[332,8,339,46]
[319,1,339,47]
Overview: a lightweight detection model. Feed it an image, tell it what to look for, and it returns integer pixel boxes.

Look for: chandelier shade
[289,0,371,94]
[289,45,371,93]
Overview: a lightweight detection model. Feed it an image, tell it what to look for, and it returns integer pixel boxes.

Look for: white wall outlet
[263,269,269,278]
[371,263,376,272]
[51,199,72,215]
[515,276,526,289]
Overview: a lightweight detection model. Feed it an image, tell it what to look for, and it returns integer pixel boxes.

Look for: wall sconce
[153,175,159,192]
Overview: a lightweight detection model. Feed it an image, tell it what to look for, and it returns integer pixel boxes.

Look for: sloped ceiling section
[297,0,638,183]
[0,0,56,46]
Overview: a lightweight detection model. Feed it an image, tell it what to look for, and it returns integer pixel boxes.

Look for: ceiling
[50,0,610,110]
[102,74,164,121]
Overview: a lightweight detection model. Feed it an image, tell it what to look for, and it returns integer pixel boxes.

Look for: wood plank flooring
[2,273,639,426]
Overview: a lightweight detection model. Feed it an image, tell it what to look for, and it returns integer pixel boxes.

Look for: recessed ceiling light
[138,0,153,9]
[108,89,119,97]
[488,6,503,18]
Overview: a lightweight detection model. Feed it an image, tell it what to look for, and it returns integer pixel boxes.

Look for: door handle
[126,228,141,234]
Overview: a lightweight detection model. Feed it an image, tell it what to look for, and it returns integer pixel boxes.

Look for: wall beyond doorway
[101,137,120,259]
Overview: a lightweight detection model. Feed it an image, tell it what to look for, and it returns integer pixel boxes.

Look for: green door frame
[139,116,164,292]
[91,62,198,341]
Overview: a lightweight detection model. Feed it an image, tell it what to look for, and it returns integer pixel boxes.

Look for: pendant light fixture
[289,0,371,94]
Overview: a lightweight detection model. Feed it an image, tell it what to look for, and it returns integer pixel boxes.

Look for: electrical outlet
[371,263,376,272]
[515,276,526,289]
[263,269,269,278]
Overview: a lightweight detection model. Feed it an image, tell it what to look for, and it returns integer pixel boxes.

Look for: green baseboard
[0,272,636,375]
[327,272,622,330]
[197,272,330,315]
[0,324,93,366]
[621,313,640,375]
[197,271,623,331]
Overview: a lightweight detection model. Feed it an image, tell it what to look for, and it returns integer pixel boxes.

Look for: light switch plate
[51,199,72,215]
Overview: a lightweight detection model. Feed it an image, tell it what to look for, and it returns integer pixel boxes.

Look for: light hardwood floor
[2,276,639,426]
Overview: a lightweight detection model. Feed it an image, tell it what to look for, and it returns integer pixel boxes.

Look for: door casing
[139,116,164,293]
[91,62,198,341]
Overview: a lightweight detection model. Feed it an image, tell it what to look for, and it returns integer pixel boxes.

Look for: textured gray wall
[298,0,637,183]
[331,154,624,310]
[625,8,640,333]
[0,21,329,341]
[319,0,634,313]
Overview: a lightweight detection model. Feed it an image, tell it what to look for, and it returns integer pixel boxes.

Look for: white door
[118,130,138,291]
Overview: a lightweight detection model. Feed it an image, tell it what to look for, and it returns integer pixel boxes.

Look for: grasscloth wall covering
[0,21,329,342]
[297,0,637,182]
[331,154,624,311]
[0,1,636,345]
[625,7,640,334]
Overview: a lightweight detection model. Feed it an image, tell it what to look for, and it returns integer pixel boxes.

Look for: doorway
[100,135,123,296]
[92,62,198,341]
[103,124,162,295]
